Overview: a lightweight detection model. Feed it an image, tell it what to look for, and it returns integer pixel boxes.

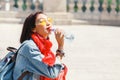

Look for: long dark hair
[20,11,43,43]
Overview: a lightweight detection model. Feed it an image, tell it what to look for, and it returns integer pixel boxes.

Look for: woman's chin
[47,30,52,34]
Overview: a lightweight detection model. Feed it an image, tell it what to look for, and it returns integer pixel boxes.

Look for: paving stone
[0,24,120,80]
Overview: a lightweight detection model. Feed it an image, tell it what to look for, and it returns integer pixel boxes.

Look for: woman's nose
[46,21,51,26]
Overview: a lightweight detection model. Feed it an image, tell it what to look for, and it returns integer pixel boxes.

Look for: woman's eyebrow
[37,18,46,21]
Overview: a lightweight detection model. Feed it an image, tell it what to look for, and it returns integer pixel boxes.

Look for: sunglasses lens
[39,19,46,26]
[36,18,53,26]
[48,18,53,23]
[40,22,46,26]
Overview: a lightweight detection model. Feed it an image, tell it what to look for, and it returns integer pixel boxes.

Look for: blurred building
[0,0,120,26]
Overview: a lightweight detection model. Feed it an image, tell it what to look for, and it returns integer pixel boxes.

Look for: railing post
[13,0,19,9]
[107,0,112,13]
[5,0,10,11]
[81,0,87,12]
[30,0,35,10]
[115,0,120,13]
[74,0,78,12]
[67,0,70,12]
[90,0,95,12]
[22,0,27,11]
[38,0,43,11]
[98,0,104,13]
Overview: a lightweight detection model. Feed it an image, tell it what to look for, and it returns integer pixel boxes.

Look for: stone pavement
[0,23,120,80]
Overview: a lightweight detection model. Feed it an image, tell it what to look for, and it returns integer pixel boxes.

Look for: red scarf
[31,33,55,66]
[31,33,67,80]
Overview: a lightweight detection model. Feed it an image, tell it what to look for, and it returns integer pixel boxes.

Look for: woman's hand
[54,28,64,50]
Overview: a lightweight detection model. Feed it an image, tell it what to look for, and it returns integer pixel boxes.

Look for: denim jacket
[13,39,63,80]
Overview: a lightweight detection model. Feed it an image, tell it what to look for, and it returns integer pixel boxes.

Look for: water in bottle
[50,28,75,42]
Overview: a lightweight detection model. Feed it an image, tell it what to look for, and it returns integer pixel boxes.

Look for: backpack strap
[18,71,30,80]
[7,47,17,53]
[7,43,26,62]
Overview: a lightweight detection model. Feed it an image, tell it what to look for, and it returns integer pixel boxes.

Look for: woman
[13,11,67,80]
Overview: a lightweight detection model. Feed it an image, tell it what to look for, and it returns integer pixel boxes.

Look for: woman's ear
[32,28,36,33]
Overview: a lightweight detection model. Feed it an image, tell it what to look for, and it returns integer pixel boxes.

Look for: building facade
[0,0,120,26]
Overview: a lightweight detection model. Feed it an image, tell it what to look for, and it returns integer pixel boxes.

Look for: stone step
[16,12,73,19]
[0,11,18,18]
[0,18,21,24]
[46,12,73,19]
[0,11,74,25]
[53,19,72,25]
[16,12,73,25]
[71,19,120,26]
[71,19,89,25]
[20,18,72,25]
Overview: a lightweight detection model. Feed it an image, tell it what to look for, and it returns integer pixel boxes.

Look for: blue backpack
[0,45,28,80]
[0,47,17,80]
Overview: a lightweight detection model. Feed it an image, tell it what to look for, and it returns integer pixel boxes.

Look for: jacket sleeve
[20,43,63,79]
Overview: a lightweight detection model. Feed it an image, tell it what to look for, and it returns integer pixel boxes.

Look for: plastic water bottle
[51,28,75,42]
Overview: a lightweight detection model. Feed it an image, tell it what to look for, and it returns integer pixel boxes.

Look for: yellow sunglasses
[36,17,53,26]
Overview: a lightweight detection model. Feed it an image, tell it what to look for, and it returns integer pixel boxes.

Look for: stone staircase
[0,11,120,26]
[0,11,22,24]
[18,12,73,25]
[72,12,120,26]
[46,12,73,25]
[0,11,73,25]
